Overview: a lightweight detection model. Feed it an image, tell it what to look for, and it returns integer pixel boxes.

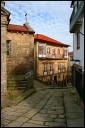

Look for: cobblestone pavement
[1,85,84,127]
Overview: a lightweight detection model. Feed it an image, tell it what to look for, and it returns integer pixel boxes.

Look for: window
[50,63,53,75]
[38,45,43,55]
[58,63,61,70]
[44,64,48,72]
[50,63,53,71]
[62,63,65,72]
[77,32,80,49]
[38,44,46,57]
[47,47,50,54]
[58,63,61,74]
[52,48,56,55]
[6,40,11,55]
[58,49,60,55]
[43,64,48,75]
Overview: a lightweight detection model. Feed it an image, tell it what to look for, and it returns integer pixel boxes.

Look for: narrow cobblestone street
[1,81,84,127]
[1,1,84,127]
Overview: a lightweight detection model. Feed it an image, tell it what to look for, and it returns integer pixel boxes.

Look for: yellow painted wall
[34,41,69,81]
[46,44,64,58]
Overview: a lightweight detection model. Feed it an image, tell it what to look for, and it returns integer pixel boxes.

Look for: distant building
[68,51,73,78]
[68,51,73,61]
[69,1,84,101]
[68,51,74,67]
[34,34,69,84]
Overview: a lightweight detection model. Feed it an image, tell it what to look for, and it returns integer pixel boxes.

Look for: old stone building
[1,1,10,105]
[1,1,35,106]
[7,23,35,88]
[34,34,69,85]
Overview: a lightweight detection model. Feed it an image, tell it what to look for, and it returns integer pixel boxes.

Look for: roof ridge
[35,34,70,47]
[35,33,63,43]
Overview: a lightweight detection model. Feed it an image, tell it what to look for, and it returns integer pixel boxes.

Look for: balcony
[70,1,84,33]
[38,54,68,60]
[46,54,64,59]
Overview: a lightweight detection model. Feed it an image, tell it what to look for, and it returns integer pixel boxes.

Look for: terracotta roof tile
[35,34,69,47]
[7,24,29,32]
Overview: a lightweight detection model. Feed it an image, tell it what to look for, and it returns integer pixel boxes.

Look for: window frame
[38,44,46,57]
[44,64,48,72]
[47,47,50,54]
[6,40,11,55]
[50,63,53,71]
[77,32,80,50]
[52,48,56,55]
[58,48,60,56]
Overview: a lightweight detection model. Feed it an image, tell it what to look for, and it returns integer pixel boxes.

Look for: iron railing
[72,65,84,101]
[38,54,68,59]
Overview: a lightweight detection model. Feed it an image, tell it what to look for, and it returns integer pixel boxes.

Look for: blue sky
[5,1,73,51]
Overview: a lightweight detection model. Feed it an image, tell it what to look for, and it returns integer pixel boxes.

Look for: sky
[5,1,73,52]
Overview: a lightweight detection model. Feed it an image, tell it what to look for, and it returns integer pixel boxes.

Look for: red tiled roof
[7,24,29,32]
[34,34,69,47]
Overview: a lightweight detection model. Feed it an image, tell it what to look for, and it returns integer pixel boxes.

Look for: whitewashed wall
[73,17,84,71]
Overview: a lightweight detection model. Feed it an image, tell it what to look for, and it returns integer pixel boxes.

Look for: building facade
[70,1,84,101]
[1,1,35,106]
[68,51,73,61]
[34,34,69,84]
[1,1,10,104]
[7,23,35,89]
[68,51,74,67]
[70,1,84,71]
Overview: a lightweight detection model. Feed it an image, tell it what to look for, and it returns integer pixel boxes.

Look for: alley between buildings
[1,80,84,127]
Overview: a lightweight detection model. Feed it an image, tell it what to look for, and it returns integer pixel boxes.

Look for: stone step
[8,86,33,91]
[7,83,32,87]
[8,84,29,88]
[7,80,28,83]
[8,84,29,86]
[7,82,29,86]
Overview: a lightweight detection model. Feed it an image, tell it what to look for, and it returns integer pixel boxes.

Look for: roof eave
[7,29,29,33]
[70,1,74,8]
[35,38,70,47]
[1,7,11,16]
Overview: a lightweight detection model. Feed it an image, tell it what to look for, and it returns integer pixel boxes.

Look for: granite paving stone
[1,86,84,127]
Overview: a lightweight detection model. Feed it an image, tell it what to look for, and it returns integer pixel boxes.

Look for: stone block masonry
[1,4,10,106]
[6,30,35,91]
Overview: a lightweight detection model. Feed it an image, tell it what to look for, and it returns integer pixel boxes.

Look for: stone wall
[1,22,7,94]
[1,7,10,107]
[7,31,34,89]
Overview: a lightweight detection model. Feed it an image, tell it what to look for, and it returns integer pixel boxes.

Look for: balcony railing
[38,54,68,59]
[70,1,84,33]
[46,54,65,59]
